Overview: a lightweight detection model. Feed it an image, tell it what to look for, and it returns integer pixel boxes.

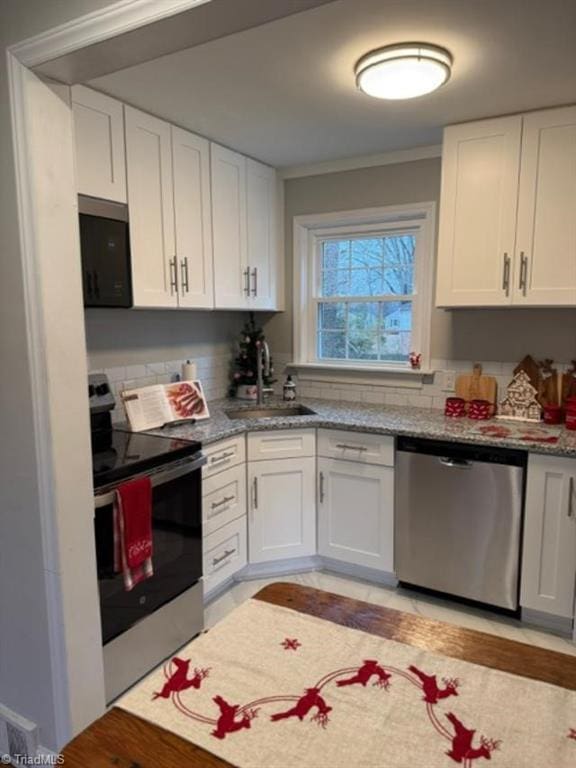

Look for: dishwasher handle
[438,457,473,469]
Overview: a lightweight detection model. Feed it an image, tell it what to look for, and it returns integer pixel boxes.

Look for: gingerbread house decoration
[498,370,541,422]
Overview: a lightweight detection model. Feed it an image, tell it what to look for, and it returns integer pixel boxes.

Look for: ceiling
[89,0,576,168]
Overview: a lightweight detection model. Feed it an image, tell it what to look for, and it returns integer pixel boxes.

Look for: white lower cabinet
[203,463,246,536]
[520,454,576,618]
[203,516,247,598]
[318,457,394,573]
[248,457,316,563]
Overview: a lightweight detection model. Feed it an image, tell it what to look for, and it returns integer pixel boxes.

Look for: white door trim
[9,0,213,67]
[5,0,212,750]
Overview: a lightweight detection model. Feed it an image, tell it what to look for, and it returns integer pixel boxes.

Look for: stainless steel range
[89,374,205,702]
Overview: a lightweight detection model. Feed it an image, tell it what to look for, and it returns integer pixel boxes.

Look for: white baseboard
[521,608,574,638]
[319,557,398,588]
[236,556,322,582]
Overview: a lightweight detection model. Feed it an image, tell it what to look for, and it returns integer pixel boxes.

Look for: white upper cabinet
[211,144,281,310]
[125,106,177,308]
[71,85,126,203]
[514,106,576,306]
[520,454,576,619]
[436,116,522,307]
[172,126,214,309]
[437,105,576,308]
[211,143,249,309]
[246,158,277,309]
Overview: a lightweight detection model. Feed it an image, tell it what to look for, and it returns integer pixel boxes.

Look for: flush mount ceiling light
[355,43,452,100]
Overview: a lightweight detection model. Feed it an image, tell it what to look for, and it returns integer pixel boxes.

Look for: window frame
[293,203,435,375]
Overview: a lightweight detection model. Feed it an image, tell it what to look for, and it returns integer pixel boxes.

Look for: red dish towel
[113,477,154,591]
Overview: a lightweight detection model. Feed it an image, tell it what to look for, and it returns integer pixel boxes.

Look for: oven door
[94,454,205,644]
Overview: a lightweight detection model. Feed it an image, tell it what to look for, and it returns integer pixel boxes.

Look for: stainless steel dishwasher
[395,437,527,610]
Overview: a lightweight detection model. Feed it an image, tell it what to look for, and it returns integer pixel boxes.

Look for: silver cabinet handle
[243,267,251,296]
[210,450,235,465]
[251,267,258,297]
[169,256,178,295]
[568,476,575,518]
[335,443,367,451]
[253,476,258,509]
[519,251,528,295]
[211,494,235,511]
[502,253,511,296]
[319,471,325,503]
[212,548,235,567]
[180,257,190,293]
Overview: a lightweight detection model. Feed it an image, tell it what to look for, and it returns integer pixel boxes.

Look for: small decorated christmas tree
[229,313,276,398]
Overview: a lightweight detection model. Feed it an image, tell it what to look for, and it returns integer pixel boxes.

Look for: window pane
[318,331,346,359]
[322,240,350,270]
[318,302,346,330]
[350,268,383,296]
[384,234,415,266]
[321,269,350,297]
[382,268,413,295]
[350,238,384,268]
[380,301,412,362]
[348,302,379,332]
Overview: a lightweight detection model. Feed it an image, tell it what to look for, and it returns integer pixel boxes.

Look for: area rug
[117,598,576,767]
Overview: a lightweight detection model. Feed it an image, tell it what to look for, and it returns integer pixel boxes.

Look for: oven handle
[94,453,206,509]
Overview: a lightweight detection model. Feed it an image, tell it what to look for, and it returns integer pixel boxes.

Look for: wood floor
[63,582,576,767]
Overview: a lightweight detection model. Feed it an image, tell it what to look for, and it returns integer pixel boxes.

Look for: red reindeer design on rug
[445,712,500,763]
[336,659,391,689]
[409,665,460,704]
[212,696,258,740]
[271,687,332,727]
[152,658,210,700]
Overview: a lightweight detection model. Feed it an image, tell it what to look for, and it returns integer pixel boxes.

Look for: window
[293,204,435,373]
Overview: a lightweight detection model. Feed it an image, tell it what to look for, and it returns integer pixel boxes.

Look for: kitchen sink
[225,404,317,420]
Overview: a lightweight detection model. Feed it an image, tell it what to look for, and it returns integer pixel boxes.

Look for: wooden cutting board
[455,363,497,407]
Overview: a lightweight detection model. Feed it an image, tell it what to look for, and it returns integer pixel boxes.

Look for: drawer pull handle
[568,476,575,519]
[335,443,368,451]
[212,548,236,567]
[210,450,235,465]
[253,477,258,509]
[211,495,235,510]
[319,471,325,503]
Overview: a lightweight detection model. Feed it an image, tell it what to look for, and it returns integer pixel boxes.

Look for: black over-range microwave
[79,195,133,308]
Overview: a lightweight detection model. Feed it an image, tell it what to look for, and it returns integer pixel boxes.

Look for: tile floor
[205,570,576,657]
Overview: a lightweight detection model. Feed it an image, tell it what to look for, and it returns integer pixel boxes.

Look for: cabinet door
[211,143,249,308]
[514,106,576,306]
[520,454,576,618]
[436,116,522,307]
[246,158,277,309]
[172,126,214,309]
[125,106,177,308]
[248,458,316,563]
[71,86,126,203]
[318,458,394,573]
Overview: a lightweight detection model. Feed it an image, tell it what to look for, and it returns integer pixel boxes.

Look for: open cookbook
[121,380,210,432]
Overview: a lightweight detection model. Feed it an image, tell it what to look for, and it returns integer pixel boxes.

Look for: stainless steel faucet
[256,340,274,405]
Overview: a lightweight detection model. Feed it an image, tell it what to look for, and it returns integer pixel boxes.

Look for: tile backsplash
[283,356,575,410]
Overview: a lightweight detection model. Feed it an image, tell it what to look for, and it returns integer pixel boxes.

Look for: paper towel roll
[181,360,197,381]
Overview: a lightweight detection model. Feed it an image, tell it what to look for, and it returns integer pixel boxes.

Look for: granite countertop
[134,396,576,458]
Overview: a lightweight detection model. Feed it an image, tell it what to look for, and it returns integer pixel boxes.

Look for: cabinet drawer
[203,516,247,598]
[248,429,316,461]
[203,463,247,536]
[318,429,394,467]
[203,435,246,478]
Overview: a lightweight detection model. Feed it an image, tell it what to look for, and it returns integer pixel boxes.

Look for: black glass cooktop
[92,428,202,489]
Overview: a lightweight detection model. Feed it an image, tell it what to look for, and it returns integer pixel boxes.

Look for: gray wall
[264,158,576,364]
[85,309,246,369]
